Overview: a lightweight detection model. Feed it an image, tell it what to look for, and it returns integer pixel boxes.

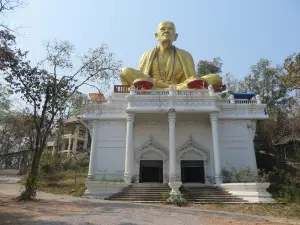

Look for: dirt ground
[0,194,297,225]
[0,172,298,225]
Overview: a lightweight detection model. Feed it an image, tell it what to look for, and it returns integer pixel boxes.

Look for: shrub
[278,179,300,203]
[221,166,258,183]
[167,193,189,207]
[161,192,169,201]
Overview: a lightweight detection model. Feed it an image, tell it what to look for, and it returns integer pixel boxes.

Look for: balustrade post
[169,85,175,96]
[208,85,215,96]
[229,94,235,104]
[256,94,262,104]
[130,85,136,95]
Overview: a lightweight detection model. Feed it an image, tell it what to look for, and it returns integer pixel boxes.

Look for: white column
[168,110,176,181]
[67,137,72,157]
[87,121,98,180]
[61,140,67,151]
[168,110,182,195]
[83,130,88,150]
[124,112,135,184]
[247,121,258,176]
[72,125,80,154]
[210,112,222,185]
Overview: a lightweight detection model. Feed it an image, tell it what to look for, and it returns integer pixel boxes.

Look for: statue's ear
[155,32,159,40]
[174,33,178,41]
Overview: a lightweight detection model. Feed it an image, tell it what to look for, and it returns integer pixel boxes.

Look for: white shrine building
[79,85,274,203]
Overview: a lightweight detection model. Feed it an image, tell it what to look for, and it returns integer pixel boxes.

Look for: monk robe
[120,47,197,89]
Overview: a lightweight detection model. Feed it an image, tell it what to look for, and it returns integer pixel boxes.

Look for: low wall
[221,183,275,203]
[84,181,128,199]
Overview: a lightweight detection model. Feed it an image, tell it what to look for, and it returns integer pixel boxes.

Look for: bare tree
[2,39,121,200]
[0,0,24,31]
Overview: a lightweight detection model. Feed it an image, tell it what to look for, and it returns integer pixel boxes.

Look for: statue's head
[155,21,178,44]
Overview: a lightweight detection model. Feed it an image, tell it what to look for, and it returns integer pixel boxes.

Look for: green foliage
[197,57,222,77]
[167,193,189,206]
[265,167,300,203]
[221,165,300,203]
[39,150,89,177]
[20,150,89,197]
[1,34,121,200]
[221,167,258,183]
[161,192,169,201]
[19,173,37,200]
[282,52,300,90]
[278,179,300,203]
[223,73,247,93]
[244,59,288,110]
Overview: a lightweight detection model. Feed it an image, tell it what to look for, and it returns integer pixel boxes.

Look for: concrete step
[181,186,246,203]
[107,185,247,203]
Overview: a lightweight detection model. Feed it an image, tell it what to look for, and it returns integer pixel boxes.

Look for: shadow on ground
[0,210,106,225]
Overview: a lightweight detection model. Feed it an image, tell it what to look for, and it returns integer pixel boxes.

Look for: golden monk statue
[120,21,222,89]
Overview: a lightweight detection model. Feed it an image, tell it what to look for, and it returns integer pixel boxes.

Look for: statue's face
[155,22,178,44]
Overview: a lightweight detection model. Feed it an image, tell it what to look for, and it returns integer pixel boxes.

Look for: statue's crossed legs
[120,67,197,89]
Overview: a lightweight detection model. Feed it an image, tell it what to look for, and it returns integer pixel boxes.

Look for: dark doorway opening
[139,160,163,183]
[181,160,205,183]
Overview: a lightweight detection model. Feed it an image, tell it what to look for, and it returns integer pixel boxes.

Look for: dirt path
[0,194,291,225]
[0,173,299,225]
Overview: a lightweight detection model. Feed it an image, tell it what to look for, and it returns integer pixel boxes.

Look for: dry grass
[20,172,87,197]
[191,203,300,219]
[37,178,86,196]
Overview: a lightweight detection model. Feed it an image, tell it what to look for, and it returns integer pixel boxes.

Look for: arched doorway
[139,151,163,183]
[181,151,205,183]
[177,136,209,184]
[135,136,169,183]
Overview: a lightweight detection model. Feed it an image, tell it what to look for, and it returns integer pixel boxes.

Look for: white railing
[135,90,169,96]
[81,99,107,114]
[216,99,258,105]
[134,88,210,96]
[81,86,263,115]
[175,89,209,96]
[235,99,257,104]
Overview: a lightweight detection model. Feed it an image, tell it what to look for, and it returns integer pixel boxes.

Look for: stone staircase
[105,183,247,203]
[180,185,247,203]
[105,183,170,202]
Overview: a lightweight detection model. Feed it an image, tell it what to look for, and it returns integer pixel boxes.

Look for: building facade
[80,86,274,202]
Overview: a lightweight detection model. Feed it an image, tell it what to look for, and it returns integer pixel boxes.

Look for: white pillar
[67,137,72,157]
[229,94,235,104]
[87,121,98,180]
[168,110,182,195]
[210,112,222,185]
[83,130,88,150]
[124,112,135,183]
[72,125,80,154]
[247,121,258,178]
[168,110,176,181]
[61,140,67,151]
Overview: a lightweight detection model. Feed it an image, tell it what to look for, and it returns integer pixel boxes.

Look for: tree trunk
[20,148,42,200]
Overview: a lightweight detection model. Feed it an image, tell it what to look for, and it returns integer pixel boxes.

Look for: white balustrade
[81,89,263,115]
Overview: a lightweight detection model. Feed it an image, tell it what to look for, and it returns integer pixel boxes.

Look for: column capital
[210,112,219,121]
[126,112,134,121]
[168,109,176,121]
[92,120,99,128]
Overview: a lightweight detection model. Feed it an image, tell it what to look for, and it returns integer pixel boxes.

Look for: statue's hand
[153,78,169,88]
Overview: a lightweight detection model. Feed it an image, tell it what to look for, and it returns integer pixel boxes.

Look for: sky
[4,0,300,94]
